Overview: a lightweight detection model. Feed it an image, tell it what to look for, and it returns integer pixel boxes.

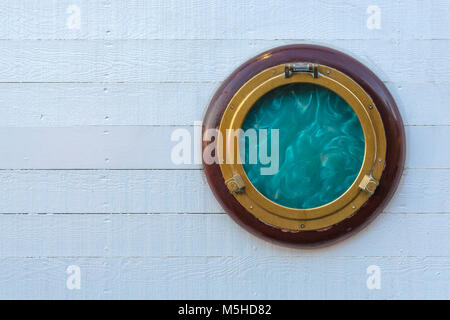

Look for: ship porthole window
[202,45,405,247]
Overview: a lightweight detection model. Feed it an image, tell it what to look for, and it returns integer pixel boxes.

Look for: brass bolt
[225,174,245,194]
[359,174,379,195]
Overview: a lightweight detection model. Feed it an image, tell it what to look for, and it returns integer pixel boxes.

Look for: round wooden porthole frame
[202,44,405,248]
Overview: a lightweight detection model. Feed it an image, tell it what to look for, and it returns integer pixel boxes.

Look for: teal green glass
[240,83,365,209]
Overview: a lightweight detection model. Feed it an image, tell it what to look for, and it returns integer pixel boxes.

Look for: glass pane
[240,83,365,209]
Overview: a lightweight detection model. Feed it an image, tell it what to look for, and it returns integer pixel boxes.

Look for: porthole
[202,45,405,247]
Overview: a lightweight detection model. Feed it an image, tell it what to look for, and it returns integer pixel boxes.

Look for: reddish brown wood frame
[202,44,405,248]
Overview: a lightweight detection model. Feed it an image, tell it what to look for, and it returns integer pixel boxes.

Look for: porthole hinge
[285,63,319,79]
[359,174,379,195]
[225,174,245,194]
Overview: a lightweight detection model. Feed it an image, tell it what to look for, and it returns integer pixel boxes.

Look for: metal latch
[359,174,379,195]
[225,174,245,194]
[285,63,319,79]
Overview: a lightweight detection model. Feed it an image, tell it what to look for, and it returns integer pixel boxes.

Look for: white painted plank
[0,40,448,83]
[0,256,447,299]
[389,82,450,126]
[0,125,447,169]
[0,0,448,40]
[405,126,450,169]
[0,0,109,40]
[0,169,447,214]
[0,213,448,258]
[0,83,216,127]
[0,169,218,214]
[0,0,447,302]
[0,82,447,127]
[0,126,199,169]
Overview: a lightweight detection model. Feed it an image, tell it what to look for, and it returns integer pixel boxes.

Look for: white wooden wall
[0,0,448,299]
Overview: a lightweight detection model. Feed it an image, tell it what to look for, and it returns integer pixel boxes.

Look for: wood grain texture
[0,0,448,40]
[0,0,448,299]
[0,39,448,83]
[0,214,448,258]
[0,82,448,127]
[0,83,214,126]
[0,169,447,214]
[0,256,448,299]
[0,125,447,169]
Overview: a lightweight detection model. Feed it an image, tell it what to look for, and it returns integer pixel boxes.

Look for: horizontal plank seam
[0,80,447,84]
[0,124,446,128]
[0,168,447,171]
[0,38,448,41]
[0,255,448,259]
[0,212,447,215]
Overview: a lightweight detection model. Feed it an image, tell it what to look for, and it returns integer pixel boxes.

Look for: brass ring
[217,64,386,231]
